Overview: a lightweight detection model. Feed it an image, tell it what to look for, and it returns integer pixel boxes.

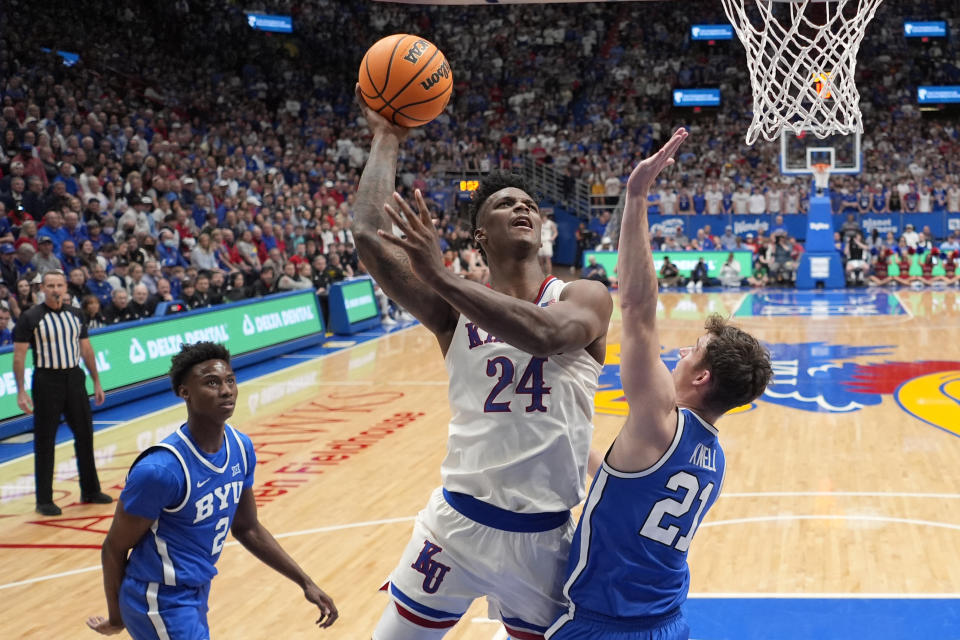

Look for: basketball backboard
[780,129,861,175]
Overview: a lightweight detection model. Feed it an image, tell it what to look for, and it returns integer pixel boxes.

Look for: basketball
[358,34,453,127]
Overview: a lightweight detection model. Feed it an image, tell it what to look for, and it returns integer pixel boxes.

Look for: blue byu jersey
[121,424,255,588]
[559,409,725,620]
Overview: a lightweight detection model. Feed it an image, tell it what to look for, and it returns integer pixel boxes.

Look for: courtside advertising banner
[0,290,323,423]
[584,250,753,279]
[340,279,379,324]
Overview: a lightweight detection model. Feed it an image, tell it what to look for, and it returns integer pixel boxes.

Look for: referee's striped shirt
[13,303,88,369]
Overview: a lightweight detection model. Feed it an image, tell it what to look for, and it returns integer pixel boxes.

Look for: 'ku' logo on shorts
[411,540,451,594]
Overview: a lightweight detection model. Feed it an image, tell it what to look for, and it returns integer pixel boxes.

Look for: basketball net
[811,162,831,192]
[720,0,884,145]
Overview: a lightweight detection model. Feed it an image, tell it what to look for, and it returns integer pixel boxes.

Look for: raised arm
[608,129,689,472]
[380,190,612,359]
[351,85,458,345]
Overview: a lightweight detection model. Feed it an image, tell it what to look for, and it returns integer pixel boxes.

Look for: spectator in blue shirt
[941,232,960,255]
[60,240,85,273]
[62,211,86,247]
[646,190,661,215]
[260,223,280,252]
[719,226,738,251]
[0,304,13,346]
[155,229,189,269]
[770,214,787,238]
[51,161,79,195]
[191,193,213,229]
[580,255,611,287]
[0,243,18,286]
[588,210,610,240]
[98,221,118,249]
[13,245,35,277]
[86,264,115,308]
[83,219,102,250]
[36,211,70,252]
[693,186,706,215]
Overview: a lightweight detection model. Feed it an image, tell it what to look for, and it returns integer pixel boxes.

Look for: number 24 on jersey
[484,356,551,413]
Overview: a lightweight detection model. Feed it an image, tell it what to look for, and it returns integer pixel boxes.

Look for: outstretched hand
[626,128,689,198]
[303,583,339,629]
[377,189,447,283]
[355,83,410,141]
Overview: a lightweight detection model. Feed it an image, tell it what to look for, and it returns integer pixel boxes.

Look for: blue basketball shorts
[546,608,689,640]
[119,576,211,640]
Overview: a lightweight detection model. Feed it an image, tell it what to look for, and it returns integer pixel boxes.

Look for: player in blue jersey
[87,342,337,638]
[547,129,773,640]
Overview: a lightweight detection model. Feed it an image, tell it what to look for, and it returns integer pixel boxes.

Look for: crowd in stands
[0,0,959,346]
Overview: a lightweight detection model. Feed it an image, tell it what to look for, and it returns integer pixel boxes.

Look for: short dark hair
[468,171,537,235]
[168,341,231,394]
[41,269,66,284]
[700,314,772,414]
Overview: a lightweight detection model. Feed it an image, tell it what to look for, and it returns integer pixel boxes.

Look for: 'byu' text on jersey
[549,408,725,633]
[442,276,602,513]
[121,424,255,588]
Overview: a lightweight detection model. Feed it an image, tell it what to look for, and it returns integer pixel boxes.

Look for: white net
[720,0,884,145]
[811,163,831,191]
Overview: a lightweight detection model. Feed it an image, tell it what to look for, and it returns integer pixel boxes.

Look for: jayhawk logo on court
[595,342,960,437]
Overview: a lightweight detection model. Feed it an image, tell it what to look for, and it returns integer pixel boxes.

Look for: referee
[13,270,112,516]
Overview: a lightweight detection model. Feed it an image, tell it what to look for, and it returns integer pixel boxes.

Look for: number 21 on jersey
[639,471,714,553]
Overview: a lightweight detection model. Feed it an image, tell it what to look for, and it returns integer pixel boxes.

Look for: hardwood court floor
[1,289,958,639]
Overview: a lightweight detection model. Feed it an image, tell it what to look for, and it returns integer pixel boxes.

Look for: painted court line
[0,325,422,470]
[687,592,960,599]
[6,512,960,592]
[722,491,960,500]
[892,291,914,319]
[0,515,417,591]
[701,514,960,532]
[729,292,750,317]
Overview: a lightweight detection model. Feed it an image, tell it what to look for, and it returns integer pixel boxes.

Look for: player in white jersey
[946,178,960,213]
[352,86,612,640]
[547,129,773,640]
[539,211,559,274]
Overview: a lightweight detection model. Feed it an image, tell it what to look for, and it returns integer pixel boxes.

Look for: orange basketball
[358,34,453,127]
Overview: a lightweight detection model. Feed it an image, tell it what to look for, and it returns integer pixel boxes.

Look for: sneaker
[686,281,695,292]
[381,316,397,327]
[695,281,703,292]
[36,503,62,516]
[81,492,114,504]
[399,311,416,323]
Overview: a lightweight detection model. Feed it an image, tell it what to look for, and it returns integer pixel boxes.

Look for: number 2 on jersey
[638,471,714,552]
[484,356,551,413]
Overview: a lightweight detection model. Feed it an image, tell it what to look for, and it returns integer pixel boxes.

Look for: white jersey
[948,187,960,212]
[785,191,800,214]
[441,276,602,513]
